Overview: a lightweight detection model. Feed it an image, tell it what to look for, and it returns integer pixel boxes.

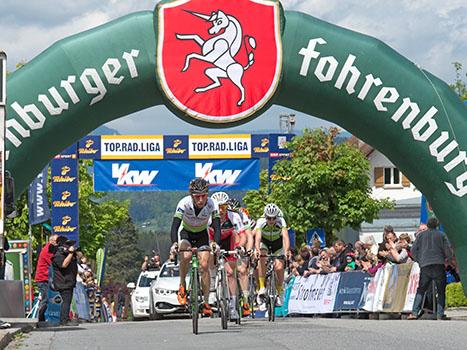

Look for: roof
[347,136,375,157]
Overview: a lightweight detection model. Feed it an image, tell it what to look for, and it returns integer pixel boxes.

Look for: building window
[384,167,401,186]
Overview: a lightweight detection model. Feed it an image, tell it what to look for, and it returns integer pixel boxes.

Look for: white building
[348,137,422,244]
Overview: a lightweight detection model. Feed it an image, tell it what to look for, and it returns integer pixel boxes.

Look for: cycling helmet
[227,198,241,211]
[189,178,209,194]
[211,191,229,205]
[264,203,280,218]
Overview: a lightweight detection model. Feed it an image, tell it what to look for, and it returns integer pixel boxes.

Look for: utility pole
[0,51,6,245]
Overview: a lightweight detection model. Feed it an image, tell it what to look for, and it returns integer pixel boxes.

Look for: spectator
[293,247,311,276]
[344,253,356,271]
[317,249,333,274]
[34,234,58,324]
[306,247,321,275]
[378,227,398,263]
[52,236,79,326]
[408,217,453,321]
[354,240,367,261]
[331,240,350,272]
[117,288,125,320]
[0,235,10,280]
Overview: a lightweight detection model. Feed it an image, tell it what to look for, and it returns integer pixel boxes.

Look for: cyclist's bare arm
[282,227,290,255]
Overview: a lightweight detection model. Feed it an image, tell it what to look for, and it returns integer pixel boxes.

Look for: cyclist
[227,197,254,316]
[170,178,221,317]
[254,203,290,306]
[209,192,246,321]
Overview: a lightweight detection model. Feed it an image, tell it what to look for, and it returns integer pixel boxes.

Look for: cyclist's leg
[225,260,237,296]
[179,239,192,288]
[274,255,285,295]
[198,250,211,304]
[237,258,249,299]
[258,247,268,293]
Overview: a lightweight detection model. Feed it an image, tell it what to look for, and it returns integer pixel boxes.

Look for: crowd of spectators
[289,224,458,280]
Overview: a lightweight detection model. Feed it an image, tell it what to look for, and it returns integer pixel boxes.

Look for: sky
[0,0,466,135]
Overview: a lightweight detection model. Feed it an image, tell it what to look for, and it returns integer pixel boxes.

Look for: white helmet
[211,192,229,205]
[264,203,280,218]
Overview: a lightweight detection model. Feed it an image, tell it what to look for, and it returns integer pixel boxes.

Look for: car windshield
[159,264,180,278]
[138,275,157,287]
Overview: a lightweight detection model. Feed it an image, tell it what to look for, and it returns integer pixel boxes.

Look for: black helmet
[189,178,209,194]
[227,198,241,211]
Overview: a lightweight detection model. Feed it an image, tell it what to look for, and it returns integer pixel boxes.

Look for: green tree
[246,128,393,245]
[5,160,130,259]
[105,217,143,285]
[450,62,467,101]
[242,170,272,222]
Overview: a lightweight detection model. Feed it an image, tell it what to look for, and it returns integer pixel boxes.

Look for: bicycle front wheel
[220,269,229,330]
[191,267,199,334]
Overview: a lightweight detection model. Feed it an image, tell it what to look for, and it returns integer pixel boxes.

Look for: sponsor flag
[51,146,79,243]
[28,166,51,225]
[78,136,101,159]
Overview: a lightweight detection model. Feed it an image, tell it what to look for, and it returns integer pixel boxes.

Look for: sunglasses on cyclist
[192,193,208,199]
[219,204,228,210]
[266,216,277,221]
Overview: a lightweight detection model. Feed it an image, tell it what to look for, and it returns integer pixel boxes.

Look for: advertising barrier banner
[28,166,51,225]
[334,271,372,311]
[288,273,341,314]
[403,263,420,312]
[383,263,413,312]
[94,159,260,192]
[363,268,383,312]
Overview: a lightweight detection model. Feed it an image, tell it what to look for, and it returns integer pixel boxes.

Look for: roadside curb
[0,325,34,350]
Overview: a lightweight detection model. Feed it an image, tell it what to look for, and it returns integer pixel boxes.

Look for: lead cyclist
[169,178,221,317]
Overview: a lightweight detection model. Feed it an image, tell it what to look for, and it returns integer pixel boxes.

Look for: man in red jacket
[34,234,58,323]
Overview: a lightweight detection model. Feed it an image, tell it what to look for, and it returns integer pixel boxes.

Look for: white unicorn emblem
[176,9,256,106]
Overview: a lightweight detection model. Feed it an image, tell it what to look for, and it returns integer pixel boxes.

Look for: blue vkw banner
[94,159,260,192]
[78,136,101,159]
[28,166,51,225]
[163,135,189,159]
[333,271,372,311]
[51,146,79,243]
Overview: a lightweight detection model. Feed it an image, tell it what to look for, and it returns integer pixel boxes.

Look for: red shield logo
[157,0,282,124]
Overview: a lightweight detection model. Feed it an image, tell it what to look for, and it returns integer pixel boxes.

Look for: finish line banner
[77,134,289,159]
[93,159,260,192]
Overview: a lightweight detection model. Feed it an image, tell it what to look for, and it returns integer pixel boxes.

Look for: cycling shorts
[180,228,210,251]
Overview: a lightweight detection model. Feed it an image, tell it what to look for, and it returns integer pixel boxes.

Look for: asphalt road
[10,317,467,350]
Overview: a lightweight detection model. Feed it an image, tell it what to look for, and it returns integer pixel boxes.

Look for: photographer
[141,251,161,271]
[52,236,79,326]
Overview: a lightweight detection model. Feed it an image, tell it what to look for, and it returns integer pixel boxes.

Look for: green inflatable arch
[5,1,467,284]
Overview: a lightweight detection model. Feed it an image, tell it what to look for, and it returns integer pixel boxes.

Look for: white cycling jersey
[255,216,287,241]
[174,195,220,232]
